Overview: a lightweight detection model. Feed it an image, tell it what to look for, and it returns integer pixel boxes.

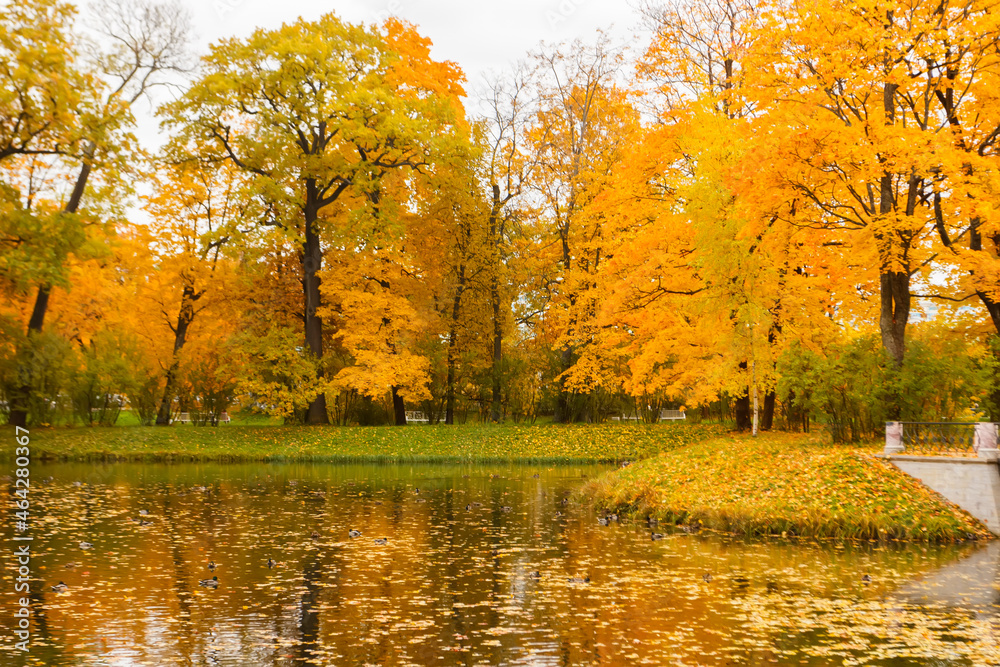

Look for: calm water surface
[2,461,999,666]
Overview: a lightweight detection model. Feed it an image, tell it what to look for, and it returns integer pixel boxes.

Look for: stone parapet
[883,454,1000,536]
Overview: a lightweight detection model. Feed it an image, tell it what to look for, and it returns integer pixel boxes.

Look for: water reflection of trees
[5,462,994,665]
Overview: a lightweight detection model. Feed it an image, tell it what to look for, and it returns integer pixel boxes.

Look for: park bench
[405,410,429,423]
[659,409,686,421]
[174,412,191,424]
[217,411,231,424]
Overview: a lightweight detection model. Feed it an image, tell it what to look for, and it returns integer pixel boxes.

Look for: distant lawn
[113,411,282,427]
[9,422,725,464]
[581,432,991,542]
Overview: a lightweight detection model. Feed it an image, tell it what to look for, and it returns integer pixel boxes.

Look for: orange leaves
[586,431,992,540]
[336,350,432,402]
[380,18,466,113]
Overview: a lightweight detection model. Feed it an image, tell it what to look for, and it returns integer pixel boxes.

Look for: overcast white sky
[120,0,647,144]
[189,0,642,84]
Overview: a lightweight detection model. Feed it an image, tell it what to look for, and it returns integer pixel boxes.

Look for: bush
[982,335,1000,421]
[778,328,992,442]
[70,329,158,427]
[129,374,161,426]
[0,327,75,426]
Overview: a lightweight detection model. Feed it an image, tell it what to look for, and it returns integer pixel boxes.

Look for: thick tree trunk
[155,285,199,425]
[392,386,407,426]
[156,361,181,426]
[971,230,1000,420]
[975,293,1000,335]
[26,285,51,334]
[8,285,53,428]
[445,267,465,425]
[488,188,504,424]
[302,192,329,425]
[444,342,458,425]
[761,391,776,431]
[878,266,910,420]
[734,393,751,431]
[733,360,752,431]
[876,79,910,418]
[554,346,573,423]
[971,226,1000,335]
[879,270,910,369]
[9,157,92,428]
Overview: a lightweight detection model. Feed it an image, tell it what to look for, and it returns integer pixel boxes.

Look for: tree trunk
[488,186,504,424]
[761,391,776,431]
[876,156,910,370]
[554,347,573,423]
[971,229,1000,421]
[975,294,1000,335]
[490,277,503,423]
[875,83,910,419]
[8,284,53,427]
[970,225,1000,334]
[733,360,752,431]
[155,285,199,425]
[734,393,751,431]
[302,190,329,425]
[445,266,466,425]
[8,157,92,428]
[878,270,910,368]
[392,386,407,426]
[444,343,457,425]
[554,220,577,424]
[878,268,910,420]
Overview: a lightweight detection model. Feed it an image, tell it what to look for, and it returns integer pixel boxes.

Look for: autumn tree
[228,239,320,421]
[743,0,975,419]
[167,15,466,424]
[478,69,533,422]
[634,0,793,431]
[17,0,191,342]
[412,161,492,425]
[322,175,441,425]
[143,153,256,425]
[4,0,191,427]
[636,0,758,117]
[522,37,638,423]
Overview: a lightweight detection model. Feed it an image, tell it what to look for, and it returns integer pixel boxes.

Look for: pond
[2,461,999,666]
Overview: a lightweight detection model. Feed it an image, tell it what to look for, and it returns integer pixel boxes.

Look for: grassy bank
[9,422,724,463]
[581,432,992,542]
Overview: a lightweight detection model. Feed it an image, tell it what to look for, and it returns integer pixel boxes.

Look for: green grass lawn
[581,431,991,542]
[113,411,282,427]
[10,422,725,463]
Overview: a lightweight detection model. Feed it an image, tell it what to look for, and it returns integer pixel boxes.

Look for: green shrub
[778,328,992,442]
[0,327,75,426]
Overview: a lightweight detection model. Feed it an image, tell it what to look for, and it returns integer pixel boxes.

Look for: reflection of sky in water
[2,461,998,665]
